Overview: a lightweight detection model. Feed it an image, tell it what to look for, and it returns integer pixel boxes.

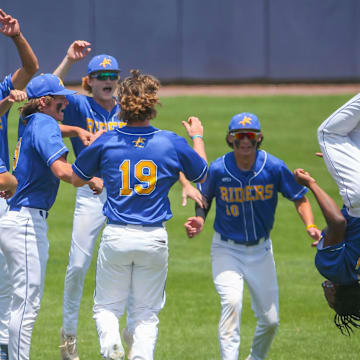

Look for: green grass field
[7,93,360,359]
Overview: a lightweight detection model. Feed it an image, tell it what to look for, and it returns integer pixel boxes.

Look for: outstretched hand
[8,89,27,103]
[88,177,104,195]
[0,9,20,37]
[306,227,322,247]
[181,183,207,208]
[184,216,204,238]
[67,40,91,62]
[293,168,316,188]
[182,116,203,139]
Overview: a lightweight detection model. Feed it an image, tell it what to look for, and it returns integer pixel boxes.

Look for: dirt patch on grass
[67,83,360,97]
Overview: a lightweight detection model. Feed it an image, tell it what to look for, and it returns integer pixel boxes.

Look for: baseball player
[0,9,38,360]
[54,41,204,360]
[0,73,103,360]
[53,42,126,360]
[71,69,207,360]
[294,168,360,335]
[184,113,321,360]
[293,93,360,336]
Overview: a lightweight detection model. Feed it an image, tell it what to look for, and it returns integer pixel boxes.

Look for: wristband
[306,224,318,230]
[192,134,203,140]
[11,32,21,39]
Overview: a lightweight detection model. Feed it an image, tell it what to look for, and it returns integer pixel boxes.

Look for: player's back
[75,125,207,226]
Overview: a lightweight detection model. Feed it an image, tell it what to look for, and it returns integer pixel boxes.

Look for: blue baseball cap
[26,73,77,99]
[87,54,120,74]
[228,113,261,132]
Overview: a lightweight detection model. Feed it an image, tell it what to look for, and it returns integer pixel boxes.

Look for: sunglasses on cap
[231,132,260,140]
[91,72,119,81]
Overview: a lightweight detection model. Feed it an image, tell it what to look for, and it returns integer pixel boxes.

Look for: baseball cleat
[122,328,133,359]
[59,328,80,360]
[108,344,124,360]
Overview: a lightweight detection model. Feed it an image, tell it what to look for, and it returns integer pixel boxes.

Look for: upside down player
[71,69,208,360]
[295,93,360,335]
[184,113,321,360]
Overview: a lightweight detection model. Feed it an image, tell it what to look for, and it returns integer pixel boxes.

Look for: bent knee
[222,292,242,311]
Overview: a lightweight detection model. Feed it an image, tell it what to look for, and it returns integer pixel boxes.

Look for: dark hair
[333,282,360,335]
[118,69,160,124]
[225,133,264,149]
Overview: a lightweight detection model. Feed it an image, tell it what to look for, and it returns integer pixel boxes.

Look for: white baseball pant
[93,223,168,360]
[318,93,360,217]
[0,207,49,360]
[62,185,107,335]
[0,198,11,346]
[211,232,279,360]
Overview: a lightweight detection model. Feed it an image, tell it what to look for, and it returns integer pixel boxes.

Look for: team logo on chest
[132,136,146,148]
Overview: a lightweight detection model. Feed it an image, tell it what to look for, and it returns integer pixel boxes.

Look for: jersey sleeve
[33,118,68,167]
[173,135,207,183]
[315,240,356,284]
[0,74,14,100]
[72,135,104,180]
[277,160,308,201]
[0,157,6,174]
[62,94,83,127]
[197,161,217,202]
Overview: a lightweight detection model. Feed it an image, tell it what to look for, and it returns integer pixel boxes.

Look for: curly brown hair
[118,69,160,124]
[19,96,53,122]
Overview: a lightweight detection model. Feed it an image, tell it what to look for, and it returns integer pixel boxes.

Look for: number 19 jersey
[73,125,207,225]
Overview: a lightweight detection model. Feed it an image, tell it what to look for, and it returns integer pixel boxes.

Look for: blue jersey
[73,125,208,225]
[8,113,68,211]
[0,74,14,170]
[62,94,126,157]
[315,207,360,285]
[0,157,6,174]
[200,150,308,244]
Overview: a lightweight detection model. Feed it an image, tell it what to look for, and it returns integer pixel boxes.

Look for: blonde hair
[118,69,160,123]
[81,76,92,93]
[19,96,53,122]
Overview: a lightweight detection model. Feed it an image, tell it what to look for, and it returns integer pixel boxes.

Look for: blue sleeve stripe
[0,165,6,173]
[72,163,92,180]
[46,146,68,166]
[189,163,208,182]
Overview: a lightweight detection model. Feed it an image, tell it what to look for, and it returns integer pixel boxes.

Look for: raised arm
[0,9,39,89]
[59,124,95,147]
[0,89,27,117]
[294,168,346,247]
[53,40,91,80]
[182,116,207,167]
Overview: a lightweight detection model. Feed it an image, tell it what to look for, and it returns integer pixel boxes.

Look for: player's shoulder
[209,153,229,172]
[262,150,286,167]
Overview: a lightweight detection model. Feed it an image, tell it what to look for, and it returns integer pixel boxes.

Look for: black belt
[220,234,267,247]
[9,205,48,219]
